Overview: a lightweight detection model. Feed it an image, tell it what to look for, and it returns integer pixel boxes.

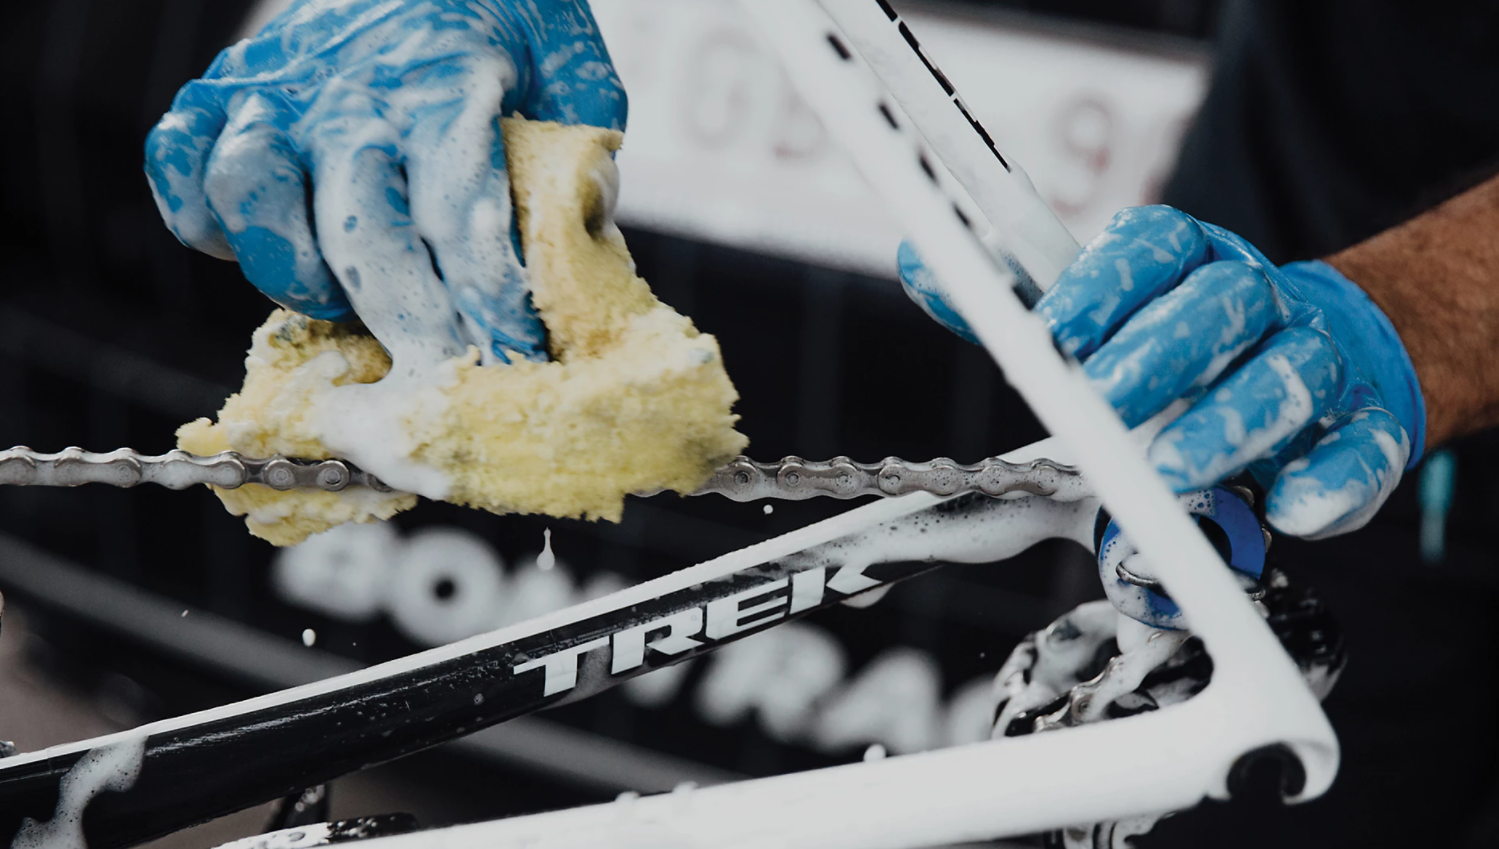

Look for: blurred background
[0,1,1495,847]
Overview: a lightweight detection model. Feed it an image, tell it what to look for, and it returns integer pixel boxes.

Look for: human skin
[1328,172,1499,448]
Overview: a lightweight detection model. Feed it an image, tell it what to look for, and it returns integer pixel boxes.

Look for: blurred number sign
[589,0,1208,276]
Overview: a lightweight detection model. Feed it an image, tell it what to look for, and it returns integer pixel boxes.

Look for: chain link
[692,455,1087,501]
[0,447,1085,501]
[0,447,392,493]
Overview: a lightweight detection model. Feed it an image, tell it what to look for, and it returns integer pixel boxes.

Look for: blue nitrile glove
[145,0,626,367]
[898,206,1426,540]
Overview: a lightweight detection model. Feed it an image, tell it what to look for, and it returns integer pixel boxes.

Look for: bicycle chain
[693,455,1087,501]
[0,447,393,493]
[0,447,1086,501]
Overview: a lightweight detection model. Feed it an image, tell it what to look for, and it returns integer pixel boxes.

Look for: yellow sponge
[179,117,748,546]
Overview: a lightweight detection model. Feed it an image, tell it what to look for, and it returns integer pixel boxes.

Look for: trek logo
[513,561,882,697]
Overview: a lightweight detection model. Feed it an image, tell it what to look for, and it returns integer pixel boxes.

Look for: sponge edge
[179,117,748,546]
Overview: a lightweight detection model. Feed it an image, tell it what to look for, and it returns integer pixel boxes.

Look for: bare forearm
[1328,173,1499,448]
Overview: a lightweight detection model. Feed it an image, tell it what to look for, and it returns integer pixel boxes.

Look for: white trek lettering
[611,608,705,674]
[826,559,880,595]
[512,637,610,696]
[706,579,790,640]
[512,567,878,696]
[789,567,825,614]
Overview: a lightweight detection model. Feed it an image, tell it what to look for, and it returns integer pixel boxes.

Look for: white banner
[591,0,1208,277]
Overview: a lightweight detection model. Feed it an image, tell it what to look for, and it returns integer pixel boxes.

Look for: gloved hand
[145,0,626,366]
[899,206,1427,539]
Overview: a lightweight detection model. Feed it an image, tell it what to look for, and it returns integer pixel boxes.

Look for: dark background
[1,1,1497,847]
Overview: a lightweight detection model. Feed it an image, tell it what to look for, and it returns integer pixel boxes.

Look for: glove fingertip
[300,302,359,324]
[1264,409,1409,539]
[1264,461,1344,539]
[896,240,933,300]
[896,239,923,276]
[1265,477,1361,541]
[264,273,356,324]
[896,240,980,344]
[145,108,234,259]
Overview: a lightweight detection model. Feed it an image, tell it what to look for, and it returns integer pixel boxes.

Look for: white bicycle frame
[332,2,1339,847]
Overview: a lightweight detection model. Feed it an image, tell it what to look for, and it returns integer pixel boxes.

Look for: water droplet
[302,628,317,647]
[615,790,640,804]
[863,743,887,762]
[763,504,774,515]
[537,528,555,571]
[180,610,189,618]
[473,693,485,705]
[673,781,697,794]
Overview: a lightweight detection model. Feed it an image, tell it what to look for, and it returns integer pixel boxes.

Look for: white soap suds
[311,361,462,499]
[537,528,556,572]
[811,492,1098,590]
[992,600,1116,734]
[839,584,892,609]
[1114,258,1134,292]
[1113,613,1159,655]
[1067,629,1189,724]
[302,628,317,647]
[12,734,148,849]
[243,484,410,530]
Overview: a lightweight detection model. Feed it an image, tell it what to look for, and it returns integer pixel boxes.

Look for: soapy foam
[241,484,409,531]
[992,600,1116,734]
[12,734,147,849]
[796,493,1098,584]
[537,528,556,572]
[312,363,461,499]
[1069,628,1189,724]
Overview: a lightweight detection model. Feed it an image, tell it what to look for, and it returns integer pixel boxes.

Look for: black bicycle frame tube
[0,493,1042,847]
